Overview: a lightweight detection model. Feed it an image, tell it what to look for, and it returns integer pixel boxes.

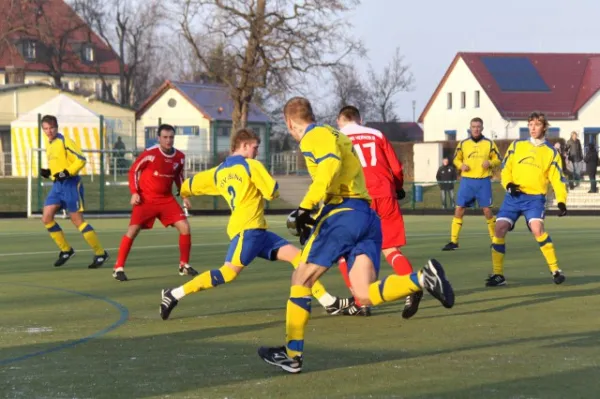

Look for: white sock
[317,292,336,308]
[171,286,185,300]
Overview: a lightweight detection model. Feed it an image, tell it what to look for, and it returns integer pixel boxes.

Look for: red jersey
[129,145,185,203]
[340,123,403,199]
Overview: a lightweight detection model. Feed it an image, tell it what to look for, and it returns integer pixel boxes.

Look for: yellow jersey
[299,124,371,210]
[453,136,501,179]
[46,133,87,178]
[501,139,568,204]
[180,155,278,239]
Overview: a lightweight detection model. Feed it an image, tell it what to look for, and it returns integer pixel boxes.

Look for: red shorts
[371,196,406,249]
[130,198,186,229]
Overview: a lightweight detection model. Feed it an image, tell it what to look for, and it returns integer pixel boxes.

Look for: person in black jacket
[436,158,457,209]
[584,143,598,193]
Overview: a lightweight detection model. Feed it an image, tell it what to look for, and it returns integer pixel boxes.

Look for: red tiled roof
[0,0,121,76]
[419,52,600,122]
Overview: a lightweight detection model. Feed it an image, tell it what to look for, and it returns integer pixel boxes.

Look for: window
[519,127,529,139]
[460,91,466,108]
[217,126,231,137]
[176,126,199,136]
[445,130,457,141]
[82,45,94,63]
[447,93,452,109]
[474,90,480,108]
[547,128,560,138]
[23,40,37,61]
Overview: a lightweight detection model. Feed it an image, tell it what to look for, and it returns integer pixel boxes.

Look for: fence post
[411,182,416,210]
[212,120,219,210]
[37,113,43,212]
[99,115,105,212]
[265,122,271,210]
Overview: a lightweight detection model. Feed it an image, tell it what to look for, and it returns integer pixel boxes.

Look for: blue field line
[0,284,129,366]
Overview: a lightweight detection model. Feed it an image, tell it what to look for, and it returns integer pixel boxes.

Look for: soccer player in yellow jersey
[258,97,455,374]
[442,117,501,251]
[39,115,108,268]
[487,112,568,287]
[159,128,348,320]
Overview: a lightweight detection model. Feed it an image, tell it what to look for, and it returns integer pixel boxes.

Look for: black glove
[53,169,70,182]
[295,208,316,246]
[40,168,51,179]
[557,202,567,217]
[506,182,522,196]
[396,188,406,200]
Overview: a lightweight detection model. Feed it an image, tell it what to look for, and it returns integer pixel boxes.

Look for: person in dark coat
[566,131,583,188]
[584,143,598,193]
[436,158,457,209]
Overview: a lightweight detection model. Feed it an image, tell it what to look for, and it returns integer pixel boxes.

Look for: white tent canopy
[11,94,105,177]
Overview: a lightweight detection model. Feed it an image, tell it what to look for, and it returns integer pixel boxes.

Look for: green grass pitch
[1,215,600,398]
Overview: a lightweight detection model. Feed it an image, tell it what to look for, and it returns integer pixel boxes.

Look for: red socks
[385,250,413,275]
[179,234,191,265]
[115,235,133,269]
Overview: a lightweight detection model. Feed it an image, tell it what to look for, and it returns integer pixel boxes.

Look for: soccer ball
[287,210,301,237]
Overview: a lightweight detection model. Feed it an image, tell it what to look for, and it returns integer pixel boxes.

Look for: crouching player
[159,128,348,320]
[487,112,568,287]
[257,97,455,374]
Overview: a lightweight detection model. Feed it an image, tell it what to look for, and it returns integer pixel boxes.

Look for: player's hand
[461,164,470,172]
[130,193,141,206]
[183,197,192,210]
[53,169,70,182]
[482,160,491,169]
[40,168,51,179]
[506,183,522,196]
[396,188,406,200]
[557,202,567,217]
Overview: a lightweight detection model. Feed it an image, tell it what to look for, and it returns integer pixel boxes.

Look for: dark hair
[528,112,549,132]
[231,128,261,152]
[338,105,361,121]
[470,117,483,125]
[41,115,58,127]
[157,124,175,136]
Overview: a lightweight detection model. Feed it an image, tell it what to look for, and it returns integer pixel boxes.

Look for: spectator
[566,131,583,188]
[113,136,127,175]
[436,157,457,209]
[584,142,598,193]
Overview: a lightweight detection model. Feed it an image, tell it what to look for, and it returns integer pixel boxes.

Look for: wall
[413,142,443,183]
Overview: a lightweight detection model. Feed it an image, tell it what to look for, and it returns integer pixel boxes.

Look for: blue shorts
[496,193,546,228]
[301,198,382,275]
[44,176,84,213]
[456,177,493,208]
[225,229,289,267]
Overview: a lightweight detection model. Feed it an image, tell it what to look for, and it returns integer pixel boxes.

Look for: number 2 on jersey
[227,185,236,210]
[353,142,377,167]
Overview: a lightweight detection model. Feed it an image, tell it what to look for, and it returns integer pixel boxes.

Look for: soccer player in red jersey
[336,106,422,318]
[112,124,198,281]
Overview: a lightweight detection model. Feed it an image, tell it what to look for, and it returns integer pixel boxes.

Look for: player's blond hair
[528,112,549,133]
[231,128,260,152]
[283,97,315,123]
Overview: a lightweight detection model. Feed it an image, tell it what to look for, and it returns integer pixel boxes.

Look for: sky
[347,0,600,122]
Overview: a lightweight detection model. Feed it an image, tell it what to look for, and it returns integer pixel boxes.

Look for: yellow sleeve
[300,131,342,209]
[500,141,516,189]
[248,159,279,201]
[180,167,220,197]
[489,141,502,168]
[64,137,87,176]
[548,150,568,204]
[453,141,464,169]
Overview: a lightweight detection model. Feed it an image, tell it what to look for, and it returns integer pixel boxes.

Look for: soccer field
[1,215,599,399]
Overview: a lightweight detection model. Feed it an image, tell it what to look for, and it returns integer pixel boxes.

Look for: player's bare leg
[482,207,496,243]
[69,211,109,269]
[443,206,465,250]
[276,244,350,313]
[173,219,197,276]
[42,204,75,267]
[112,224,141,281]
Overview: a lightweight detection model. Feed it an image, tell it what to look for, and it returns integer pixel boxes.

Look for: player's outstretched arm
[247,159,279,201]
[64,137,87,176]
[180,167,220,198]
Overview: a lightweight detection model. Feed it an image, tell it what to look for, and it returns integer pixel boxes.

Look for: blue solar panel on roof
[481,57,550,92]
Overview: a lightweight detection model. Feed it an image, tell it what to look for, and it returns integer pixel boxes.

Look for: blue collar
[305,123,317,134]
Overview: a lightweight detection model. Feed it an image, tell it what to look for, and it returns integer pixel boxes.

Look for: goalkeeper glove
[396,188,406,200]
[506,183,522,196]
[40,168,51,179]
[53,169,70,182]
[286,208,316,246]
[557,202,567,217]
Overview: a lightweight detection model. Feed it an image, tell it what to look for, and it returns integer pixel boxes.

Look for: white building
[419,52,600,146]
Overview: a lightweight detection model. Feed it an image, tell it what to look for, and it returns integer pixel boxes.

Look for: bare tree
[73,0,164,106]
[367,47,414,122]
[327,64,376,121]
[175,0,362,131]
